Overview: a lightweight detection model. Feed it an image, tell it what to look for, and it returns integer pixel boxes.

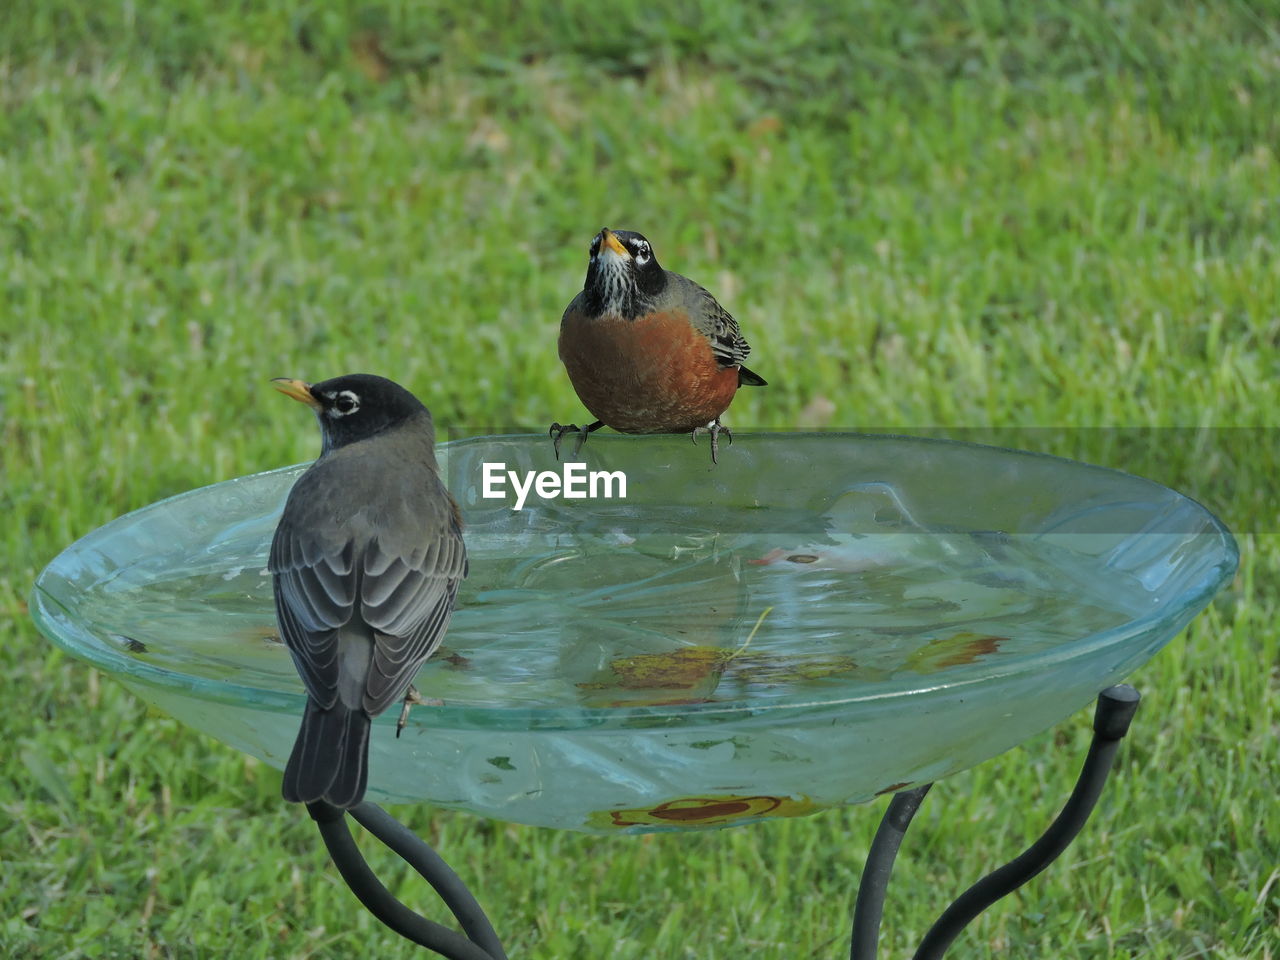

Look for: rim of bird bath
[29,431,1238,732]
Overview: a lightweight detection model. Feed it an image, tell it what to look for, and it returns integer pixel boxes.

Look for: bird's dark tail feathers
[738,365,767,387]
[282,699,371,809]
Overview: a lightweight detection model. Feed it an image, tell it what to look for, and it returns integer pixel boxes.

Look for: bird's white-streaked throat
[591,248,640,318]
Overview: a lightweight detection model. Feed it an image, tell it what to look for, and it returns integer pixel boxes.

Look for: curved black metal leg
[349,803,508,959]
[850,784,933,960]
[911,684,1141,959]
[307,801,505,960]
[302,685,1138,959]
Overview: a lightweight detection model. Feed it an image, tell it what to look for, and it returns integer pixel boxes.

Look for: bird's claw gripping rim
[396,686,430,739]
[549,422,577,460]
[691,419,732,465]
[548,421,599,460]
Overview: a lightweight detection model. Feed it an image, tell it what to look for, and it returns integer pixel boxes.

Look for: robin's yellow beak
[271,378,322,410]
[599,229,629,258]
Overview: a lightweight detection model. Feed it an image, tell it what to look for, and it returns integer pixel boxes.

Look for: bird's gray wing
[360,507,468,715]
[670,273,752,368]
[269,458,468,717]
[269,498,357,710]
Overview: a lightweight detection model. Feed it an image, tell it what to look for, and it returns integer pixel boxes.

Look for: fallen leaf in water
[902,632,1005,674]
[578,646,733,691]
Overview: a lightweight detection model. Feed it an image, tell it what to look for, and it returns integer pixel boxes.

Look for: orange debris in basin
[588,794,819,830]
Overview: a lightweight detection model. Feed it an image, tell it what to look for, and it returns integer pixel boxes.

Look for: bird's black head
[273,373,431,454]
[582,227,668,319]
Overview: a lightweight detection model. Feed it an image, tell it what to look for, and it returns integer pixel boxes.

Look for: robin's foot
[396,686,442,738]
[549,420,603,460]
[691,419,733,464]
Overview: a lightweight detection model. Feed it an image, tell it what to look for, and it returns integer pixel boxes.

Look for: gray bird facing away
[270,374,468,810]
[551,227,767,463]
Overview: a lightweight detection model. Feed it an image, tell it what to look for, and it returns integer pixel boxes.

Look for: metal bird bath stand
[29,435,1236,957]
[301,683,1141,960]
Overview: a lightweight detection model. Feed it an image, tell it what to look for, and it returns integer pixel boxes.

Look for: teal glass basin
[30,434,1237,833]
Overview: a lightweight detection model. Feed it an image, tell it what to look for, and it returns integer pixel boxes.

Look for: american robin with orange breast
[551,227,767,463]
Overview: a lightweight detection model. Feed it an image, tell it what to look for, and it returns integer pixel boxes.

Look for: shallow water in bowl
[79,520,1151,712]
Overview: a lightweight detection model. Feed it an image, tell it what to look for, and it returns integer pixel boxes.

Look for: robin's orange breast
[559,309,742,434]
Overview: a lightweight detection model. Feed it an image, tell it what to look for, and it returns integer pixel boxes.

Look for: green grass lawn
[3,2,1278,956]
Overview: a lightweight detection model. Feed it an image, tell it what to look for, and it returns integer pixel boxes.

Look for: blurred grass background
[2,1,1278,957]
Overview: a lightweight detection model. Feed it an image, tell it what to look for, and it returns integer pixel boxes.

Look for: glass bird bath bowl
[31,434,1236,834]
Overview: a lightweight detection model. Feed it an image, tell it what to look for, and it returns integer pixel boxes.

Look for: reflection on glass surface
[31,434,1237,833]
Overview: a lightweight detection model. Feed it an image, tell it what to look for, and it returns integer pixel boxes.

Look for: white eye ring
[632,242,651,265]
[330,390,360,417]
